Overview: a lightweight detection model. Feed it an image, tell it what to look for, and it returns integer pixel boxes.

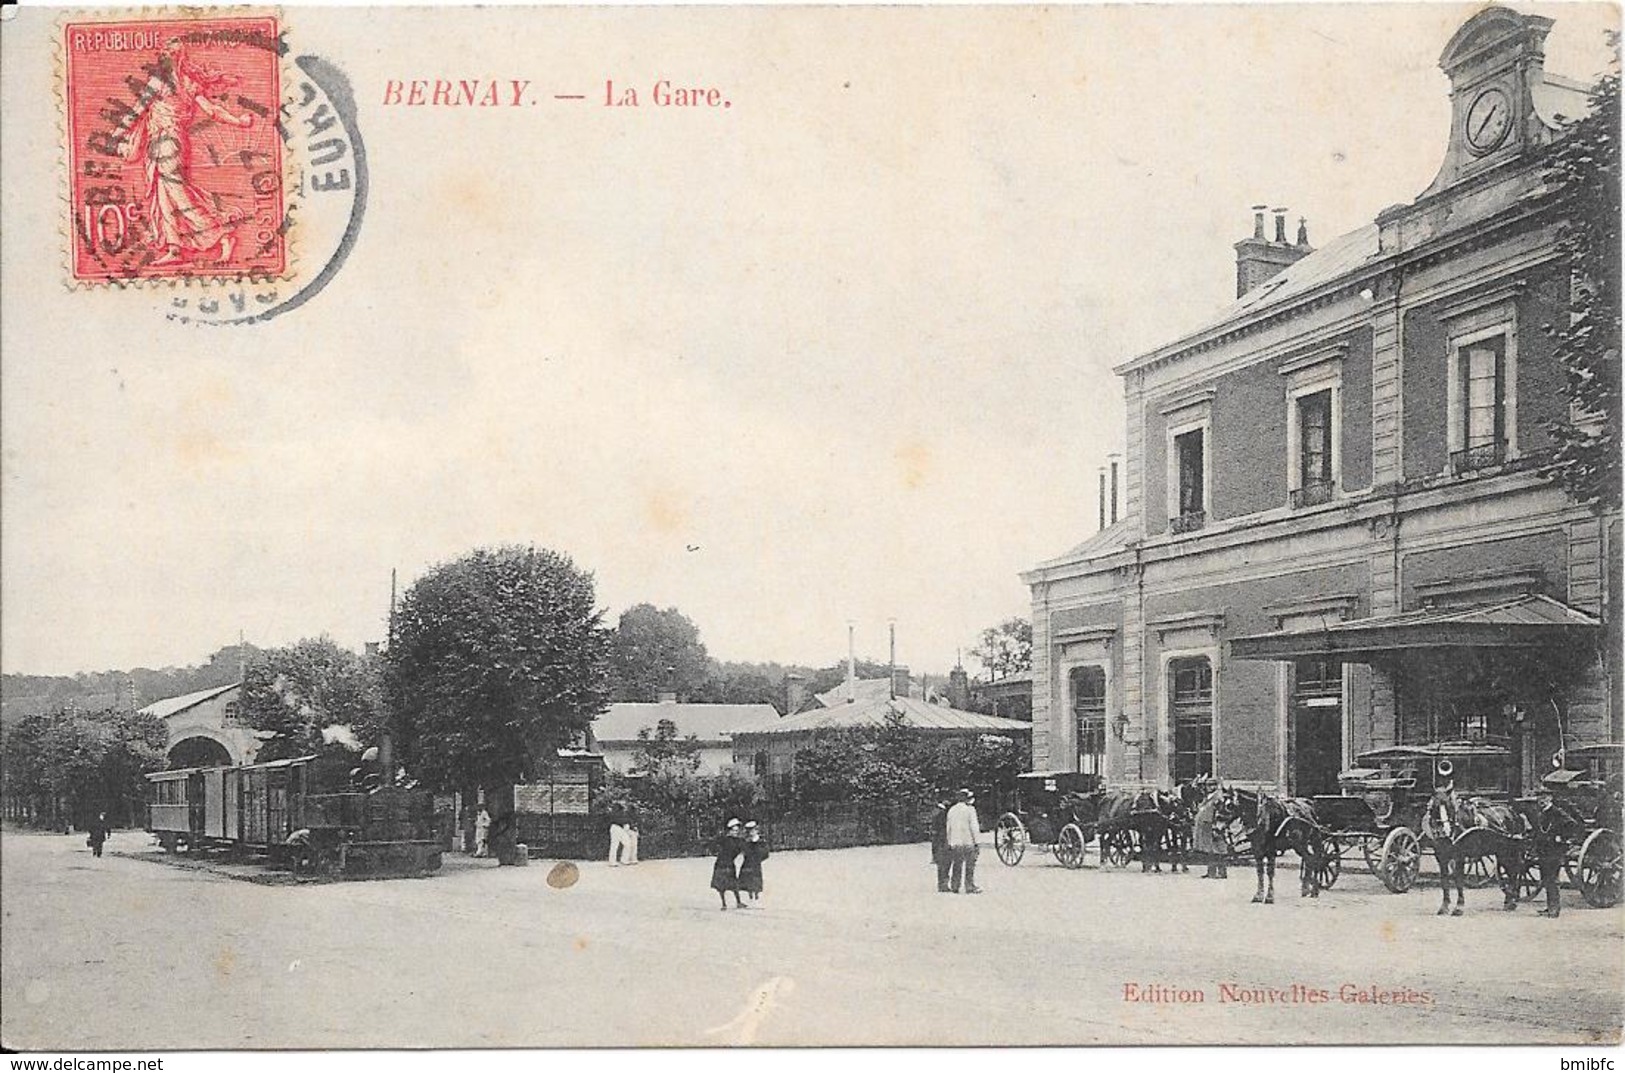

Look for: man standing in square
[945,789,983,894]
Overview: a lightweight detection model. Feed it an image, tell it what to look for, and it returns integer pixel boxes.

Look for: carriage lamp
[1112,713,1130,742]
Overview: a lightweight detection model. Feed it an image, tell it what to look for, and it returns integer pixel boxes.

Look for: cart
[1310,742,1513,894]
[992,771,1103,868]
[1519,743,1624,908]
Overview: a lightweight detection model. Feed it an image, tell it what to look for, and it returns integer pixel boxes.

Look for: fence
[517,799,936,861]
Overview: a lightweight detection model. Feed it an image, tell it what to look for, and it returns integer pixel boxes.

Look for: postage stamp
[63,15,286,283]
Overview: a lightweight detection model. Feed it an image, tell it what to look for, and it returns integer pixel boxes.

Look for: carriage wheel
[1361,837,1382,875]
[1377,827,1421,894]
[1462,854,1498,890]
[1055,823,1087,870]
[1312,836,1341,890]
[1101,830,1133,868]
[1577,829,1622,909]
[994,814,1028,867]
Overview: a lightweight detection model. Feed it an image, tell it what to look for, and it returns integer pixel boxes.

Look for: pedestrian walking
[625,801,641,866]
[738,821,769,902]
[945,789,982,894]
[930,793,952,892]
[711,818,746,910]
[473,805,491,858]
[87,812,109,858]
[1192,780,1228,879]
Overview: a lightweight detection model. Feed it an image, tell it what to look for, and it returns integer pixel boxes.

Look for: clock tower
[1421,6,1560,197]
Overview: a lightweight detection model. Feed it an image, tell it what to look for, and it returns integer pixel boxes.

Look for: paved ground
[2,828,1621,1048]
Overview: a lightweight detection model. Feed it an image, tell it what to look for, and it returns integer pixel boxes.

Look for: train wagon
[146,754,442,878]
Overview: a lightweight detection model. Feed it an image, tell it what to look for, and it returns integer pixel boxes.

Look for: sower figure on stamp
[116,40,255,266]
[738,821,769,902]
[945,789,983,894]
[930,792,952,893]
[711,818,746,910]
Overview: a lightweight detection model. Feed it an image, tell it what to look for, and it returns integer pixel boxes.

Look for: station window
[1294,390,1335,505]
[1455,336,1507,472]
[1172,428,1206,532]
[1169,657,1214,782]
[1070,665,1107,776]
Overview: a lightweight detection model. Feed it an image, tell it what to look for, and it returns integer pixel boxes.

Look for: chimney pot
[1098,467,1107,531]
[1297,217,1310,248]
[1274,208,1288,244]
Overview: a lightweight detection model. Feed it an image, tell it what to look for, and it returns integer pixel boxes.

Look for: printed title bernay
[381,79,731,108]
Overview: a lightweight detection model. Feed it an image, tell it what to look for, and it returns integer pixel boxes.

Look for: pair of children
[710,818,770,910]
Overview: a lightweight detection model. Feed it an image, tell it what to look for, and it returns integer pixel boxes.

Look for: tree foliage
[1541,49,1622,511]
[385,546,611,791]
[608,604,711,702]
[1,706,168,823]
[240,637,384,761]
[971,618,1033,680]
[630,717,703,776]
[789,712,1028,809]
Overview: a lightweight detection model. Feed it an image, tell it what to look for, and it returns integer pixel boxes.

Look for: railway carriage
[146,754,442,877]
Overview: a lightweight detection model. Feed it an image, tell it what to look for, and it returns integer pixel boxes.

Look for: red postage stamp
[64,15,286,283]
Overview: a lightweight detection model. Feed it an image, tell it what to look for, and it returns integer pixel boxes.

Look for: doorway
[1291,658,1343,797]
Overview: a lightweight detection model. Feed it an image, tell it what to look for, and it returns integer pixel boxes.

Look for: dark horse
[1072,788,1189,873]
[1422,785,1524,916]
[1217,787,1328,903]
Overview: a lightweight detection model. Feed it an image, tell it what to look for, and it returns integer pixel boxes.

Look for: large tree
[1541,51,1622,511]
[608,604,711,702]
[240,637,384,761]
[385,545,611,791]
[1,706,167,826]
[971,618,1033,680]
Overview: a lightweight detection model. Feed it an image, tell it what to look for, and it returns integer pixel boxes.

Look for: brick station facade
[1022,6,1622,796]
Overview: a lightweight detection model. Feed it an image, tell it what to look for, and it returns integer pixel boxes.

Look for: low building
[141,682,262,767]
[730,695,1032,794]
[589,696,782,775]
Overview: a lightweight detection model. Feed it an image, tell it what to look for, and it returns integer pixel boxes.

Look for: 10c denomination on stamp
[64,15,286,283]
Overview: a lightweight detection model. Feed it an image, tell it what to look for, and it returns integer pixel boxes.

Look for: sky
[2,2,1617,677]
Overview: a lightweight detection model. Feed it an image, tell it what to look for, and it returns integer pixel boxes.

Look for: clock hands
[1473,103,1503,142]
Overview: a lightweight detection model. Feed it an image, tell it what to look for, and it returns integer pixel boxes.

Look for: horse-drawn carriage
[1309,742,1513,894]
[992,772,1189,871]
[1524,743,1624,908]
[992,771,1101,868]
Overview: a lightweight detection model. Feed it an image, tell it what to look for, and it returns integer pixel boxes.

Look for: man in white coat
[945,789,983,894]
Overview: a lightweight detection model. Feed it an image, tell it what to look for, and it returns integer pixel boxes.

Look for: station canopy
[1228,594,1601,661]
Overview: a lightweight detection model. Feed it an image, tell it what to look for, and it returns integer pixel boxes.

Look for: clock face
[1465,87,1512,154]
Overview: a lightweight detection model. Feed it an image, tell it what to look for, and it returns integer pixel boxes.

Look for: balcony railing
[1290,478,1335,509]
[1170,510,1205,534]
[1451,440,1506,475]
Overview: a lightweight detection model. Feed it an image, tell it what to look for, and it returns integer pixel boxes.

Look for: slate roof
[138,682,240,720]
[730,695,1031,739]
[592,702,782,744]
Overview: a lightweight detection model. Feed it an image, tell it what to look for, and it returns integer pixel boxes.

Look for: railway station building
[1021,6,1621,797]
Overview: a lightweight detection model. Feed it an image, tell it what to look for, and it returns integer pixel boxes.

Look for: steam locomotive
[146,752,442,877]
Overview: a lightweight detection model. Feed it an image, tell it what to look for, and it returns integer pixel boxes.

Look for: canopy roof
[1229,595,1600,661]
[730,695,1030,739]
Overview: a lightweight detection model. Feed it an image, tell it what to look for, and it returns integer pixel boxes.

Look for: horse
[1071,787,1187,873]
[1422,784,1525,916]
[1216,786,1328,903]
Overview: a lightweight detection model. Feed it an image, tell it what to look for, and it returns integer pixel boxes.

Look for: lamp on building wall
[1112,712,1130,742]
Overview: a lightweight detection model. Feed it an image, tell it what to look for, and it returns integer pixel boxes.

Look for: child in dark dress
[711,818,746,910]
[738,821,769,902]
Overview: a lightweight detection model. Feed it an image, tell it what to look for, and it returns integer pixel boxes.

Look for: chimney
[947,660,971,711]
[891,664,912,701]
[888,620,897,699]
[1108,453,1121,525]
[784,673,807,716]
[1098,467,1107,531]
[846,622,857,704]
[1234,203,1314,298]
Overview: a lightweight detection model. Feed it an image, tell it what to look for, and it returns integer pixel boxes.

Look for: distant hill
[1,644,260,727]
